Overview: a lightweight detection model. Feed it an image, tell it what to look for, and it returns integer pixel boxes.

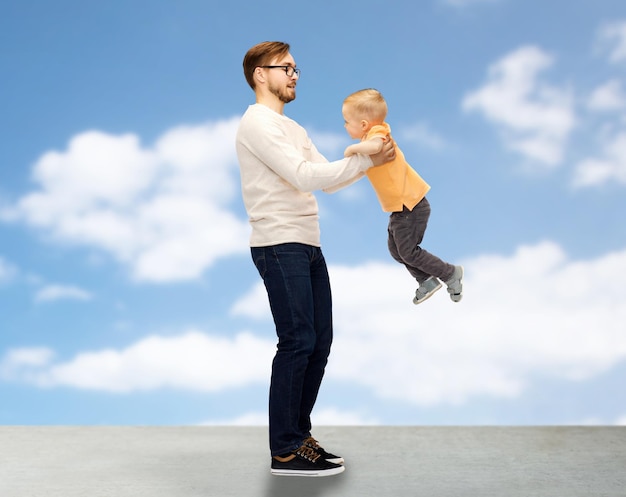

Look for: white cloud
[0,347,55,381]
[1,118,249,283]
[230,281,271,319]
[598,20,626,64]
[588,79,626,112]
[463,45,576,167]
[312,407,380,426]
[0,330,275,393]
[573,131,626,187]
[34,284,93,303]
[201,411,269,426]
[200,407,378,426]
[236,241,626,407]
[307,128,349,158]
[614,415,626,426]
[573,415,626,426]
[2,347,55,370]
[576,43,626,188]
[0,255,17,283]
[4,241,626,412]
[398,122,446,150]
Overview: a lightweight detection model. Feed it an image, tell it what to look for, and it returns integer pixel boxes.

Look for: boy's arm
[344,136,385,157]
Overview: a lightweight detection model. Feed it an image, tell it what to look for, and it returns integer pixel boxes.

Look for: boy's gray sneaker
[413,276,442,305]
[445,265,464,302]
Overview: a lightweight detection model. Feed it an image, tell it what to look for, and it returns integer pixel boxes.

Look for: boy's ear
[361,119,370,130]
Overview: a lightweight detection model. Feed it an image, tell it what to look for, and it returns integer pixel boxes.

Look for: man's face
[265,52,299,104]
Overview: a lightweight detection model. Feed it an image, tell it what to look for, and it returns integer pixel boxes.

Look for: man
[235,41,395,477]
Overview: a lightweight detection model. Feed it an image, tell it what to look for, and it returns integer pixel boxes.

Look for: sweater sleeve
[238,107,373,192]
[322,170,366,193]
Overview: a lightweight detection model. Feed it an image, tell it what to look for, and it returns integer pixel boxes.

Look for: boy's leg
[387,219,429,282]
[388,199,455,282]
[388,212,441,304]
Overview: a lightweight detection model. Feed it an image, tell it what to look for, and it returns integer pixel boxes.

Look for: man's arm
[237,111,374,192]
[325,138,395,193]
[322,171,365,193]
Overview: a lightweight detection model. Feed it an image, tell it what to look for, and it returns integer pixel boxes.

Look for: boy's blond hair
[343,88,388,123]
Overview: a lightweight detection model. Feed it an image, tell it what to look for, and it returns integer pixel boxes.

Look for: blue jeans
[251,243,333,456]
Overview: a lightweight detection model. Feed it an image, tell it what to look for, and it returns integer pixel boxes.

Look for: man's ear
[254,67,266,86]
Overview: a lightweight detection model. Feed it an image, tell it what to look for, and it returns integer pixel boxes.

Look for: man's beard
[269,82,296,103]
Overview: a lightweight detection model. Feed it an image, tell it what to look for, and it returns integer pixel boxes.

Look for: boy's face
[342,105,367,139]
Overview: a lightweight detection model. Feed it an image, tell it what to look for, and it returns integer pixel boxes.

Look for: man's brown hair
[243,41,291,90]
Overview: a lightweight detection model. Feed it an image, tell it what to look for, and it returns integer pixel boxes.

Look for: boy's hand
[344,144,358,157]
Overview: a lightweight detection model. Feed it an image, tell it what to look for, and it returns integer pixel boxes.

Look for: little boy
[343,88,463,304]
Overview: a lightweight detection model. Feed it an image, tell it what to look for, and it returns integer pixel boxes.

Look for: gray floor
[0,426,624,497]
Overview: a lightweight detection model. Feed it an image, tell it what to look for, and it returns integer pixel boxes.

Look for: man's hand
[370,137,395,166]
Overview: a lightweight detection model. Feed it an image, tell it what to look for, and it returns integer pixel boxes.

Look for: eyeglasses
[259,65,301,78]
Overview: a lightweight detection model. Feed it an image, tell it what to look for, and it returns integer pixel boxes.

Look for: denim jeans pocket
[251,248,266,278]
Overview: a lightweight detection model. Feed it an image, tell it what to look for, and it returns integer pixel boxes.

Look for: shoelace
[303,436,321,450]
[295,445,321,462]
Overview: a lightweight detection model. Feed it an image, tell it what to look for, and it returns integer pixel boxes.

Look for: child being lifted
[342,88,463,304]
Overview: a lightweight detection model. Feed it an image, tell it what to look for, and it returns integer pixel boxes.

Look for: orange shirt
[365,123,430,213]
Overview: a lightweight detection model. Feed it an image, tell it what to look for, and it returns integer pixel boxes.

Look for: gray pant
[387,197,454,284]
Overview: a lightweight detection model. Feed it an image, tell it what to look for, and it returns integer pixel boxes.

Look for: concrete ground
[0,426,624,497]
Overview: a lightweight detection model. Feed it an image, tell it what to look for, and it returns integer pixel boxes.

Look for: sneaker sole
[271,465,345,477]
[413,282,442,305]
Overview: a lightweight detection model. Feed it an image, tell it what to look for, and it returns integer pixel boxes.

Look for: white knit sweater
[236,104,372,247]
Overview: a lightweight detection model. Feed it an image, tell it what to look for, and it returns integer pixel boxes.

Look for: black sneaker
[271,445,345,477]
[303,436,344,464]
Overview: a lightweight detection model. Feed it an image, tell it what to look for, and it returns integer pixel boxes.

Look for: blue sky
[1,0,626,426]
